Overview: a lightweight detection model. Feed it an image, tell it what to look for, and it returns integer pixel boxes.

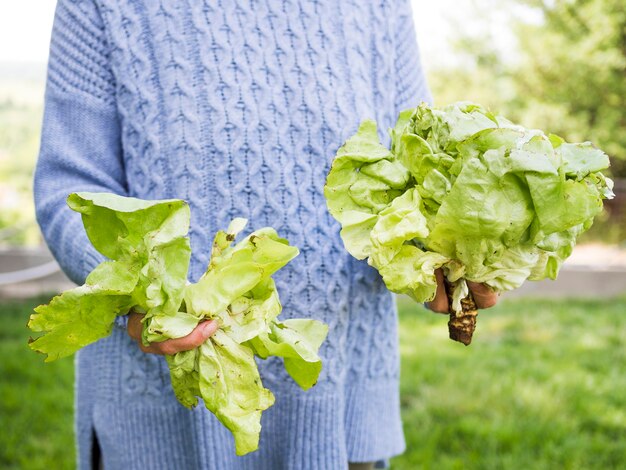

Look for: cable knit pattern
[35,0,432,468]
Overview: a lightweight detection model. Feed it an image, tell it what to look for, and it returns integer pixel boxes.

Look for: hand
[127,311,219,355]
[425,268,499,313]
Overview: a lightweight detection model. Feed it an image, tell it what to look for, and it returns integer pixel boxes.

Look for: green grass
[2,296,626,469]
[0,296,74,470]
[392,296,626,470]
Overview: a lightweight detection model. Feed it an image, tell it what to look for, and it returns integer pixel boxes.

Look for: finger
[148,320,219,356]
[425,268,449,314]
[467,281,499,309]
[127,311,144,341]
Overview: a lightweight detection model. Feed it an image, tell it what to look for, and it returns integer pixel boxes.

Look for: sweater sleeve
[34,0,127,285]
[393,0,433,111]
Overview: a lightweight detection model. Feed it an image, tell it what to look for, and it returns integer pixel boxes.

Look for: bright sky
[0,1,523,67]
[0,1,56,63]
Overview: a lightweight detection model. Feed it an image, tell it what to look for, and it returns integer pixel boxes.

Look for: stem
[445,280,478,346]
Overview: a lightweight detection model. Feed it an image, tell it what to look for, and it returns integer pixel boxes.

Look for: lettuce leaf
[247,319,328,390]
[29,193,190,359]
[324,120,411,259]
[28,192,328,456]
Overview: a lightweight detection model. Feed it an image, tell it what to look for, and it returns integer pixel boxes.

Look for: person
[34,1,498,469]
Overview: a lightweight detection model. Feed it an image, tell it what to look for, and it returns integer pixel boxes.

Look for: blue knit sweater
[34,0,431,468]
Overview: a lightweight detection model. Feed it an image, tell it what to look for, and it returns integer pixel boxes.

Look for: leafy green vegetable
[325,102,614,343]
[29,194,190,360]
[28,192,328,455]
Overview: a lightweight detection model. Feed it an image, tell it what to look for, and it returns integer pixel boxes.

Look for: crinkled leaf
[559,142,611,180]
[197,331,275,456]
[333,211,378,260]
[373,245,449,302]
[184,224,298,319]
[144,311,200,343]
[224,278,283,343]
[28,261,138,362]
[325,120,410,259]
[68,192,191,320]
[28,260,138,361]
[32,193,193,353]
[166,348,201,408]
[248,319,328,390]
[28,289,133,361]
[67,192,190,261]
[369,187,430,267]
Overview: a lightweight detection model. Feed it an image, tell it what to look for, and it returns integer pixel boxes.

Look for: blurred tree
[428,0,626,177]
[429,34,517,112]
[513,0,626,176]
[0,70,43,246]
[427,1,519,113]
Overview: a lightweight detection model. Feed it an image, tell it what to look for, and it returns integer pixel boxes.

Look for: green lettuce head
[325,102,614,327]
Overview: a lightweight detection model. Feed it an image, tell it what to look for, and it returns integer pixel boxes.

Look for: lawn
[0,296,74,470]
[1,295,625,469]
[392,295,626,469]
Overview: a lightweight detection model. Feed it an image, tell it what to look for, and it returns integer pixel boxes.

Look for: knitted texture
[34,0,432,468]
